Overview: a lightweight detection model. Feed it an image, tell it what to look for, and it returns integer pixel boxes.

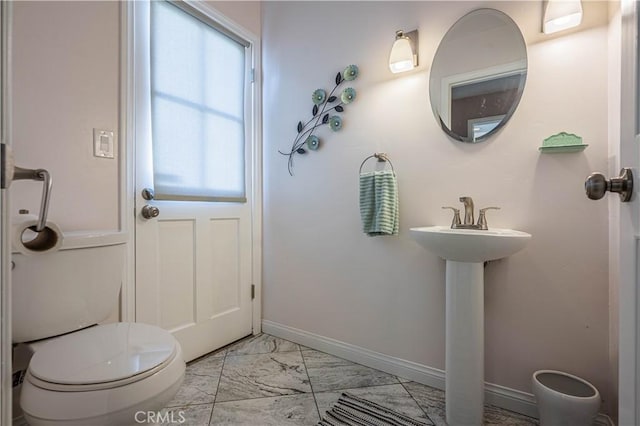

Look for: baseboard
[262,319,445,390]
[262,320,614,425]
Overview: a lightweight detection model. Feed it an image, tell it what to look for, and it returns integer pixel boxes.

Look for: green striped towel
[359,170,399,236]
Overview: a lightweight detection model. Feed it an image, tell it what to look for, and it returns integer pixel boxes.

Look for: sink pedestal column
[445,260,485,426]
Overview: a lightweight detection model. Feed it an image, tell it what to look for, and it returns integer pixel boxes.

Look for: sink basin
[410,225,531,262]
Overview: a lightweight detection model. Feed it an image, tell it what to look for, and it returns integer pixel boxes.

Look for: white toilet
[532,370,601,426]
[12,232,185,425]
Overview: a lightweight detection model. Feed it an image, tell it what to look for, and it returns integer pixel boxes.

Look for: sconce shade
[543,0,583,34]
[389,30,418,74]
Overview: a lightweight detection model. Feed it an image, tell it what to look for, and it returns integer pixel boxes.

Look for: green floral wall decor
[279,65,359,175]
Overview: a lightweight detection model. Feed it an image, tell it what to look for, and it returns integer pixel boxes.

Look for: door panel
[617,0,640,423]
[136,189,253,363]
[158,220,195,331]
[136,197,253,362]
[209,218,241,315]
[133,1,253,363]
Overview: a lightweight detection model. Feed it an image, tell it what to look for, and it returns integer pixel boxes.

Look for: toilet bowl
[11,232,186,425]
[532,370,600,426]
[20,323,184,426]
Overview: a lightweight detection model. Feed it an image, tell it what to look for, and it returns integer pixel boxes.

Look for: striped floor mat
[318,393,432,426]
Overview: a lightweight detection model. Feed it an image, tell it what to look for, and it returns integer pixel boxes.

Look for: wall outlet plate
[93,129,115,159]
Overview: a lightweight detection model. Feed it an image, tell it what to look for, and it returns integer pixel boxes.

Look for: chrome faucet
[442,197,500,230]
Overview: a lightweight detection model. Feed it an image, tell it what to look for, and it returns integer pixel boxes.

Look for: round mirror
[429,9,527,143]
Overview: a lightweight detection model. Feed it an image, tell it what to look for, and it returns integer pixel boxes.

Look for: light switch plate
[93,129,115,159]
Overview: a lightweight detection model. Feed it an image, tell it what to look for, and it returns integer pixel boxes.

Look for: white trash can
[532,370,601,426]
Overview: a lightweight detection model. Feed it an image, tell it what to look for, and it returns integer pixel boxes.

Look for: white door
[0,2,11,423]
[615,0,640,423]
[133,0,255,363]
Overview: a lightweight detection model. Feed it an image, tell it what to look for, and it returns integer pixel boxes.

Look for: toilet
[532,370,601,426]
[12,232,185,425]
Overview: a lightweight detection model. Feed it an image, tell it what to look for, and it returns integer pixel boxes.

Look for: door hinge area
[251,284,255,300]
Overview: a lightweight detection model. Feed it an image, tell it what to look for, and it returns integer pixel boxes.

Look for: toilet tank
[12,231,127,343]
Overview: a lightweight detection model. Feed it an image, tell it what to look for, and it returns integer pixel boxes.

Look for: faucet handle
[442,206,462,228]
[477,207,500,230]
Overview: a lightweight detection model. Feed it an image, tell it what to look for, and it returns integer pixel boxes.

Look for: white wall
[11,1,121,232]
[263,0,613,413]
[207,1,261,37]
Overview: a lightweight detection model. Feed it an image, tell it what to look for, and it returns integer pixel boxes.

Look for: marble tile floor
[161,333,539,426]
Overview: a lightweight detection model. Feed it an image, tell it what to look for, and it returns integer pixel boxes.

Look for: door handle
[141,205,160,219]
[585,168,633,202]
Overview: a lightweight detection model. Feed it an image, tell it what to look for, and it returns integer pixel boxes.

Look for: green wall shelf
[538,132,588,153]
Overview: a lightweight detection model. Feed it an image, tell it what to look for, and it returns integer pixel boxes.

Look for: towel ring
[359,153,395,174]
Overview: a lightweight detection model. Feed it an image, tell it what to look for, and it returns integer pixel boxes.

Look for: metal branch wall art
[279,65,359,175]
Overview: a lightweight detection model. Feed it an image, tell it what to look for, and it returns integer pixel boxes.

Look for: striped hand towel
[359,170,399,236]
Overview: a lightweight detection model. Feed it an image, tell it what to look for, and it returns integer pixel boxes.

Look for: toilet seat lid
[29,323,177,385]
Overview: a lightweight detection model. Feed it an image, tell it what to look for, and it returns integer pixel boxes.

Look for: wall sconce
[389,29,418,74]
[542,0,583,34]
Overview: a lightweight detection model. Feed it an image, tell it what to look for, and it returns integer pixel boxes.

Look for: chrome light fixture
[542,0,583,34]
[389,29,418,74]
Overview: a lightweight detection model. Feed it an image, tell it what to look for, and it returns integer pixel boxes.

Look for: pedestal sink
[409,225,531,426]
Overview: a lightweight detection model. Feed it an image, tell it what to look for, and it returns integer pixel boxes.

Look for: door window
[150,1,248,202]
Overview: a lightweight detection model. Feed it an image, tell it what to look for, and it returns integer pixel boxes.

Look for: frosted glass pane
[204,30,245,119]
[151,1,202,104]
[150,1,246,201]
[152,97,202,192]
[204,114,244,197]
